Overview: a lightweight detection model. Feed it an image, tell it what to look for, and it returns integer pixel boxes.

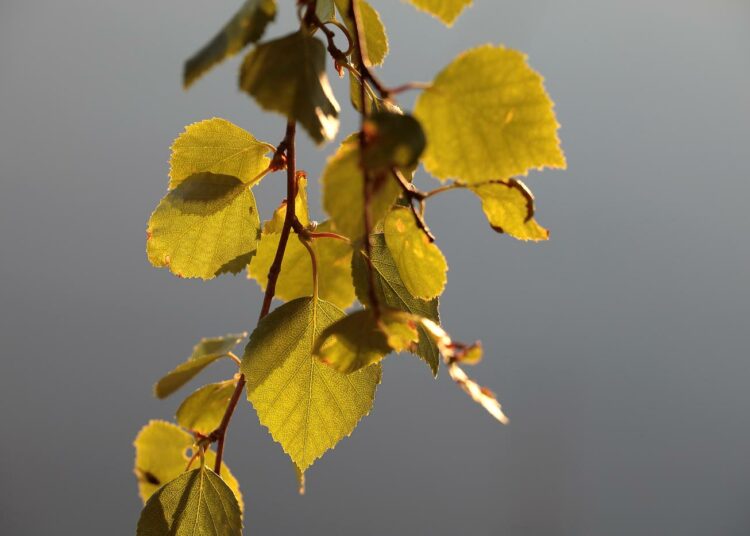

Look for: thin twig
[212,121,298,475]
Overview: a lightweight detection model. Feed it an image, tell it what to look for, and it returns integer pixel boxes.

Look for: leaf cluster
[137,1,566,534]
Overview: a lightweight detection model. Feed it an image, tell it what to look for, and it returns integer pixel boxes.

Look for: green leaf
[349,74,402,115]
[314,309,418,373]
[136,466,242,536]
[335,0,389,66]
[240,31,340,144]
[146,173,261,280]
[248,221,356,309]
[363,112,426,170]
[133,421,243,510]
[184,0,277,88]
[383,207,447,299]
[414,44,566,183]
[176,380,237,435]
[468,179,549,241]
[154,333,245,399]
[168,118,273,190]
[241,297,381,472]
[404,0,472,26]
[321,139,401,239]
[315,0,336,22]
[352,234,441,375]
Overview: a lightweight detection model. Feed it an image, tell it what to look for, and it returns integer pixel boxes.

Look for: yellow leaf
[384,207,447,299]
[176,380,237,435]
[468,179,549,241]
[169,118,272,190]
[249,222,356,309]
[321,139,401,239]
[404,0,472,26]
[314,309,419,374]
[414,44,565,183]
[133,421,243,511]
[146,173,260,280]
[335,0,389,66]
[241,297,381,472]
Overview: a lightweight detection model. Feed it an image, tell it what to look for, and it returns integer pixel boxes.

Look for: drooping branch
[212,121,299,475]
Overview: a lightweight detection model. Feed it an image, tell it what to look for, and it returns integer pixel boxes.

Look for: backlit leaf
[321,139,401,239]
[248,221,355,309]
[262,174,310,234]
[352,234,440,375]
[184,0,277,88]
[414,44,566,183]
[146,173,260,280]
[314,309,418,373]
[384,207,447,299]
[136,466,242,536]
[363,112,426,170]
[154,333,245,399]
[315,0,336,21]
[133,421,243,510]
[335,0,389,66]
[240,31,340,144]
[404,0,472,26]
[468,179,549,241]
[176,380,237,435]
[241,297,381,472]
[168,118,273,190]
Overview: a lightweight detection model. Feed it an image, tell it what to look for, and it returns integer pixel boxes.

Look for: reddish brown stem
[213,121,298,475]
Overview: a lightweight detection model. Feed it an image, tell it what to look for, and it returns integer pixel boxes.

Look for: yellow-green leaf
[384,207,447,299]
[184,0,277,88]
[240,31,340,144]
[414,44,566,183]
[168,118,273,190]
[176,380,237,435]
[136,466,242,536]
[315,0,336,21]
[404,0,472,26]
[468,179,549,241]
[248,222,355,309]
[133,421,243,510]
[335,0,389,66]
[321,139,401,239]
[352,234,440,375]
[314,309,418,373]
[146,173,260,280]
[154,333,245,399]
[262,174,310,233]
[241,297,381,472]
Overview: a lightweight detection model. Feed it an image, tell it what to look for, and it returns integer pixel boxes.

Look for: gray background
[1,0,749,534]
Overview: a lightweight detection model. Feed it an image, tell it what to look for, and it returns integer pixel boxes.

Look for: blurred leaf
[315,0,336,21]
[384,207,447,299]
[404,0,472,26]
[136,466,242,536]
[468,179,548,241]
[176,380,237,435]
[415,44,565,182]
[146,173,260,280]
[363,112,426,170]
[314,309,418,373]
[240,31,340,144]
[249,222,355,309]
[241,297,381,472]
[335,0,388,66]
[133,421,243,510]
[321,139,401,239]
[169,118,272,190]
[154,333,245,399]
[352,234,440,375]
[184,0,277,88]
[262,174,310,233]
